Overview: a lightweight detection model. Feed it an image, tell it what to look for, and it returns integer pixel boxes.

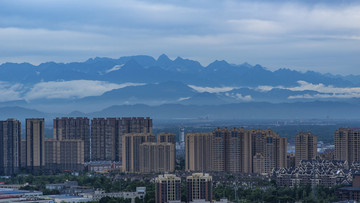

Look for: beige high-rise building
[212,128,226,172]
[295,132,317,166]
[45,138,84,172]
[122,133,155,173]
[249,129,287,174]
[155,174,181,203]
[253,153,265,174]
[157,133,176,144]
[335,128,360,163]
[53,117,90,162]
[0,119,21,175]
[185,132,212,172]
[226,128,252,173]
[140,142,175,173]
[186,173,212,203]
[185,128,287,174]
[26,118,45,171]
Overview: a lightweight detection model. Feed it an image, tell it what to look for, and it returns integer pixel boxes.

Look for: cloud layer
[0,80,144,102]
[259,80,360,99]
[0,0,360,74]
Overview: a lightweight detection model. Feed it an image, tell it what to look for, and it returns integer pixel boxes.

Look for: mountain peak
[157,54,171,61]
[207,60,230,69]
[157,54,172,66]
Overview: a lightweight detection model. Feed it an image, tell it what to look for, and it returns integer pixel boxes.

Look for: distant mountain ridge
[0,54,360,118]
[0,54,356,86]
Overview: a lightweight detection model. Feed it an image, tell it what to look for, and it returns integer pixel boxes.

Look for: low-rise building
[85,187,146,201]
[337,174,360,201]
[46,181,93,195]
[272,160,353,187]
[84,161,121,173]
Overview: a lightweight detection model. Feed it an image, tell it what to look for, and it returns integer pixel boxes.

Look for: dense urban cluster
[1,117,360,202]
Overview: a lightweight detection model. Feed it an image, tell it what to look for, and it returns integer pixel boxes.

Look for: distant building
[158,133,176,144]
[91,117,153,162]
[272,160,352,187]
[253,153,265,174]
[140,142,175,173]
[53,117,90,162]
[335,128,360,163]
[185,128,287,174]
[185,132,213,172]
[122,133,155,173]
[45,138,84,172]
[20,139,26,168]
[46,181,93,195]
[155,174,181,203]
[186,173,212,203]
[295,132,317,167]
[26,118,45,172]
[337,173,360,201]
[0,119,21,175]
[84,161,121,173]
[85,187,146,201]
[287,152,296,168]
[320,148,335,161]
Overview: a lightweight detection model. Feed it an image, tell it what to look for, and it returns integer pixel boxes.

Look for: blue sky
[0,0,360,75]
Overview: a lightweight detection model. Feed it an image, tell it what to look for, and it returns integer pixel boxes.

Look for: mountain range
[0,54,359,120]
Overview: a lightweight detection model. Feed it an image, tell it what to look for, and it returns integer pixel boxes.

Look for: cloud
[188,85,236,93]
[256,80,360,99]
[0,82,23,102]
[234,93,252,101]
[105,64,125,73]
[178,97,190,101]
[24,80,144,100]
[225,92,252,101]
[288,93,360,99]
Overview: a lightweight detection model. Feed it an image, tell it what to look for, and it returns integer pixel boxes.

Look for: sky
[0,0,360,75]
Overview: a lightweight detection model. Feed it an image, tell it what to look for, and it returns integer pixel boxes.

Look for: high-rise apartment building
[26,118,45,172]
[139,142,175,173]
[91,118,111,161]
[253,153,265,174]
[212,128,226,172]
[44,138,84,172]
[91,117,153,162]
[155,174,181,203]
[185,128,286,174]
[186,173,212,203]
[157,133,176,144]
[0,119,21,175]
[122,133,155,173]
[185,133,213,172]
[53,117,90,162]
[335,128,360,163]
[20,139,26,168]
[226,128,252,173]
[45,138,58,171]
[58,140,84,171]
[295,132,317,167]
[249,129,287,173]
